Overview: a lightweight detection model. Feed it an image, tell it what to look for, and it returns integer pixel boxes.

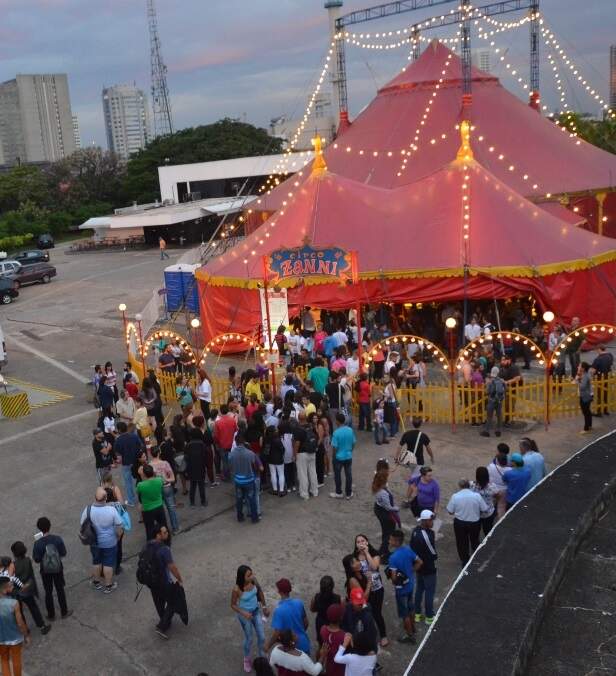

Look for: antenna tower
[147,0,173,137]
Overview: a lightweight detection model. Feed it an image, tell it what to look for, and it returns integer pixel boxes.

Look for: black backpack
[136,542,164,589]
[78,506,97,546]
[302,425,319,454]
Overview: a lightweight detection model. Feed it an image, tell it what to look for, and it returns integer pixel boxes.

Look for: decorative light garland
[367,334,450,371]
[541,25,615,118]
[544,39,580,141]
[396,46,457,178]
[551,324,615,364]
[144,329,197,364]
[199,332,270,364]
[458,333,546,368]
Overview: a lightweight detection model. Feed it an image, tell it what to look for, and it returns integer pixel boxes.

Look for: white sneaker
[317,483,324,488]
[330,492,344,499]
[346,492,354,500]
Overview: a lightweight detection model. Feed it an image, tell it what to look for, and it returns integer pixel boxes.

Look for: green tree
[0,166,49,212]
[557,113,616,154]
[123,118,283,204]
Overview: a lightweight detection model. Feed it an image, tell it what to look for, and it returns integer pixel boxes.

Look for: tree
[123,118,284,204]
[0,166,49,213]
[556,113,616,155]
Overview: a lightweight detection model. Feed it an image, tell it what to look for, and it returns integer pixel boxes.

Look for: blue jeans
[333,459,353,497]
[414,573,436,618]
[374,423,389,444]
[122,465,136,505]
[235,481,258,522]
[163,484,179,532]
[238,607,265,658]
[358,403,372,430]
[245,476,261,516]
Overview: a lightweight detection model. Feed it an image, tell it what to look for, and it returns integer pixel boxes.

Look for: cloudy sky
[0,0,613,147]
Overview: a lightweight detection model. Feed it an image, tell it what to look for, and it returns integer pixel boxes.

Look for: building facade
[0,74,76,165]
[72,114,81,149]
[102,84,149,161]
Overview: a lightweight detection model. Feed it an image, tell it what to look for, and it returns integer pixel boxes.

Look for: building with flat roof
[72,114,81,149]
[102,84,149,161]
[0,74,76,165]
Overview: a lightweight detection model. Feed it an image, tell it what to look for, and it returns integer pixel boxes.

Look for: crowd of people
[0,299,591,676]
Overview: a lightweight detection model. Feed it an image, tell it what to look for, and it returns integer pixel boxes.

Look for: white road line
[7,338,90,384]
[0,409,94,446]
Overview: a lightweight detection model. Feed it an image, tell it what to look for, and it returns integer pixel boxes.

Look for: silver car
[0,260,22,279]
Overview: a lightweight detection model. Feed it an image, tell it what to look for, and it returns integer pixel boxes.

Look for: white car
[0,260,22,279]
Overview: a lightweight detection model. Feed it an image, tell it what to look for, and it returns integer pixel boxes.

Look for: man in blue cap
[503,453,531,510]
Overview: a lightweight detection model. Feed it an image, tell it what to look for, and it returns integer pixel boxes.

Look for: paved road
[0,245,614,675]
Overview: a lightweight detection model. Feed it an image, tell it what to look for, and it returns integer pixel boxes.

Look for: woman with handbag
[383,375,399,438]
[406,467,440,518]
[371,470,400,565]
[175,375,195,418]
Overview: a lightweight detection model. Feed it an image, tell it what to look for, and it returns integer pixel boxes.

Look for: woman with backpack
[8,543,51,636]
[480,367,506,438]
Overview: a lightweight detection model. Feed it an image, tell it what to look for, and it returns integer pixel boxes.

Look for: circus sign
[266,245,357,284]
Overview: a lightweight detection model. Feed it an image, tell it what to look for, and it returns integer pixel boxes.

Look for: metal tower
[147,0,173,137]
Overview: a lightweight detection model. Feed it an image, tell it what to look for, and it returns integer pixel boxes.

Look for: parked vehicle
[14,250,50,265]
[0,260,22,279]
[0,321,6,368]
[0,278,19,304]
[11,263,56,288]
[37,233,55,249]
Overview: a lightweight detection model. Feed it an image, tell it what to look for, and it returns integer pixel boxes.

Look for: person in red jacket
[214,404,238,481]
[356,373,372,432]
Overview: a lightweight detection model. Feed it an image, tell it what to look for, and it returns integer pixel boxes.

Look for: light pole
[118,303,128,359]
[190,317,201,353]
[445,317,458,432]
[134,313,146,378]
[542,310,555,427]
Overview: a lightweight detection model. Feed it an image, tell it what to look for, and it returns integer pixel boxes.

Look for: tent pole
[261,256,276,395]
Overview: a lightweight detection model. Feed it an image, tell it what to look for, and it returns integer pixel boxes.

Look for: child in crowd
[373,399,389,445]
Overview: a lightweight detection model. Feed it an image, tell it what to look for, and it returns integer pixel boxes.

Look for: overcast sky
[0,0,613,148]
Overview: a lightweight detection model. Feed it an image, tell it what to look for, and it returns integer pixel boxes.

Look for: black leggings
[374,504,395,561]
[369,587,387,639]
[20,595,45,628]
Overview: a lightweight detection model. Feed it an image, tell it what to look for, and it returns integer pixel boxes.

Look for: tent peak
[311,134,328,175]
[455,120,474,163]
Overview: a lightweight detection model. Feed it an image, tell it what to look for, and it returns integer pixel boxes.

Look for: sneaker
[346,492,354,500]
[329,492,344,499]
[480,431,490,438]
[495,431,501,437]
[155,628,169,640]
[103,582,118,594]
[317,483,324,488]
[243,656,252,673]
[90,579,103,591]
[61,610,73,619]
[210,481,220,487]
[415,613,424,623]
[425,616,434,625]
[397,634,416,644]
[291,486,297,492]
[40,624,52,635]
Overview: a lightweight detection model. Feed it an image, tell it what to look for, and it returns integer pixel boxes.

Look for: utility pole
[147,0,174,137]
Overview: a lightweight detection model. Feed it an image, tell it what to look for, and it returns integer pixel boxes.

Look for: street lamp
[542,310,555,428]
[134,313,146,377]
[118,304,128,358]
[542,310,555,324]
[445,317,457,432]
[190,318,200,329]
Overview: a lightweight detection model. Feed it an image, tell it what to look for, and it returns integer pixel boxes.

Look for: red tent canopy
[254,41,616,212]
[197,141,616,344]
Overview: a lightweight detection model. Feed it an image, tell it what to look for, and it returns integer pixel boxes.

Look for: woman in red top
[319,604,345,675]
[356,373,372,432]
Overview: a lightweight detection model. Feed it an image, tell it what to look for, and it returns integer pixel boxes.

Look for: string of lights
[541,25,615,117]
[396,42,458,178]
[543,36,579,139]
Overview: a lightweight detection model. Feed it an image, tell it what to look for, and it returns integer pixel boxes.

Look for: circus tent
[196,128,616,345]
[250,41,616,236]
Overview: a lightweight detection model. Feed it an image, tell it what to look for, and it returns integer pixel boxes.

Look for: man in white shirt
[287,329,302,359]
[487,443,511,518]
[346,350,360,378]
[464,317,482,342]
[333,328,348,348]
[446,479,488,565]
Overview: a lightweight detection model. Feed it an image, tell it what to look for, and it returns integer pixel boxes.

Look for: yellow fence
[130,357,616,426]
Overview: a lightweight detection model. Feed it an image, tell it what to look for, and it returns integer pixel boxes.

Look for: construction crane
[147,0,174,137]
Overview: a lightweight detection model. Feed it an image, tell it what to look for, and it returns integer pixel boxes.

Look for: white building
[0,74,76,165]
[270,93,336,150]
[471,49,492,73]
[72,114,81,149]
[102,84,149,161]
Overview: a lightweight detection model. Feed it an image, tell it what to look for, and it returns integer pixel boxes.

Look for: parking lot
[0,243,613,676]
